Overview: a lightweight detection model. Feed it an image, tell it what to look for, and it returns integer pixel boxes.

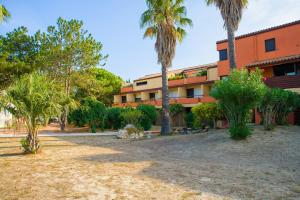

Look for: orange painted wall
[217,23,300,76]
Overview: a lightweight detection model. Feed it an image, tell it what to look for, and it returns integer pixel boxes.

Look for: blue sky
[1,0,299,80]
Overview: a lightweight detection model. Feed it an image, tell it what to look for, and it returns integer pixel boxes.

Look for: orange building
[113,63,218,110]
[216,20,300,124]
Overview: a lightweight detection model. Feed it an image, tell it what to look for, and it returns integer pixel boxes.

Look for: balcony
[120,86,133,93]
[113,95,216,107]
[264,75,300,89]
[184,76,207,85]
[168,75,207,87]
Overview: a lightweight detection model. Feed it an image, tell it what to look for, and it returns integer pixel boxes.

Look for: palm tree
[1,73,64,153]
[140,0,192,135]
[206,0,248,69]
[0,4,11,23]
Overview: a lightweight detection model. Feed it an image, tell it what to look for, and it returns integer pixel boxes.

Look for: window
[135,98,141,102]
[219,49,228,61]
[169,91,178,99]
[186,88,194,98]
[194,88,203,98]
[273,63,300,76]
[136,81,147,86]
[121,96,127,103]
[149,93,156,100]
[265,38,276,52]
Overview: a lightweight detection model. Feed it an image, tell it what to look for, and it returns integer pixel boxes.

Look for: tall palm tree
[0,4,11,23]
[140,0,192,135]
[206,0,248,69]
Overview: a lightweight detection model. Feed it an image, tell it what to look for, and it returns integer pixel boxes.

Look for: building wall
[133,76,162,91]
[217,23,300,76]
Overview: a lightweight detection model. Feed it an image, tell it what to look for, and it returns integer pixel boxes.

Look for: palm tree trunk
[161,65,170,135]
[226,24,237,69]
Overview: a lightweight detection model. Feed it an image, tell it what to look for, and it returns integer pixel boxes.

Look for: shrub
[69,97,107,133]
[211,69,266,140]
[137,104,157,130]
[275,90,300,125]
[106,107,122,130]
[229,124,252,140]
[259,88,286,130]
[192,103,222,128]
[259,88,300,129]
[120,109,143,129]
[68,108,87,127]
[196,70,207,77]
[168,72,186,81]
[82,97,107,133]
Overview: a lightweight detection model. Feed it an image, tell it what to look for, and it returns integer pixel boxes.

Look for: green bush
[211,69,266,139]
[82,97,107,133]
[275,90,300,125]
[170,104,185,116]
[69,97,107,133]
[192,103,222,128]
[196,70,207,77]
[120,109,143,129]
[229,125,251,140]
[106,107,122,130]
[68,108,87,127]
[137,104,157,130]
[259,88,300,129]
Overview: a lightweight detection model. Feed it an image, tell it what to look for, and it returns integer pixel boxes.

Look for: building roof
[217,20,300,44]
[246,54,300,68]
[134,62,217,82]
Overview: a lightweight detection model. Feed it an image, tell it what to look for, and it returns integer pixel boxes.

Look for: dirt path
[0,126,299,199]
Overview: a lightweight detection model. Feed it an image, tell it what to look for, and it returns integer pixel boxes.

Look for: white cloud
[238,0,300,35]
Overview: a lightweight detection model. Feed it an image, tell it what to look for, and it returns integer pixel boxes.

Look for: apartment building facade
[216,20,300,124]
[113,20,300,124]
[113,63,218,109]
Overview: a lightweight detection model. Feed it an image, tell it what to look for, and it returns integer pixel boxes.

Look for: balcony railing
[168,75,207,87]
[120,86,133,93]
[264,75,300,89]
[113,95,216,107]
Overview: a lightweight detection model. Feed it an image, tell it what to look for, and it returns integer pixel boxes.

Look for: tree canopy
[72,67,122,105]
[0,27,38,89]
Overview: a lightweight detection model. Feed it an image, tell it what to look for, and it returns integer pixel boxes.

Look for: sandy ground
[0,126,300,200]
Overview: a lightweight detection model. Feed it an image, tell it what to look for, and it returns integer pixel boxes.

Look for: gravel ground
[0,126,299,200]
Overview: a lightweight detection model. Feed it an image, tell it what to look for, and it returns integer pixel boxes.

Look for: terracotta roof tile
[246,54,300,68]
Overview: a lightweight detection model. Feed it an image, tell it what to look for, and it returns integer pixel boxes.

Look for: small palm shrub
[211,69,266,140]
[137,104,157,130]
[1,73,64,153]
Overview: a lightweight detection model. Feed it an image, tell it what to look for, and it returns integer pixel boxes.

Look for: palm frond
[143,26,157,39]
[0,4,11,23]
